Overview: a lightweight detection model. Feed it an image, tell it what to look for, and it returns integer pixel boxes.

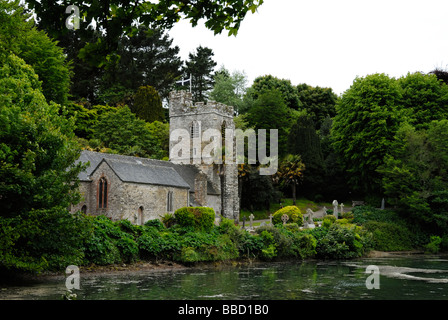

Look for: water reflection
[1,255,448,300]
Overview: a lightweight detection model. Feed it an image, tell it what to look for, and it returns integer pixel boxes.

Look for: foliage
[322,215,336,228]
[425,236,442,254]
[332,73,405,195]
[0,53,84,218]
[378,121,448,233]
[184,46,218,102]
[99,27,183,102]
[245,88,299,156]
[131,85,165,123]
[287,115,325,199]
[174,207,215,232]
[209,66,247,114]
[296,84,338,130]
[274,155,306,205]
[309,224,372,259]
[91,106,160,158]
[0,0,71,104]
[398,72,448,130]
[83,215,139,264]
[352,206,429,250]
[249,75,300,110]
[272,206,303,226]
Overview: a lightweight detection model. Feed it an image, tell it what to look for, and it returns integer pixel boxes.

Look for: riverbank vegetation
[1,1,448,275]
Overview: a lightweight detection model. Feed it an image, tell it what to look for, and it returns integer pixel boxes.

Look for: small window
[98,177,108,209]
[81,205,87,214]
[190,121,200,138]
[167,191,174,212]
[138,206,144,226]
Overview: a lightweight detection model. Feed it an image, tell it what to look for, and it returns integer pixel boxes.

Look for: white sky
[168,0,448,95]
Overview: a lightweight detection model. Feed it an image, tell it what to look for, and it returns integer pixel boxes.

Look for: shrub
[174,207,215,232]
[363,221,414,251]
[315,224,372,259]
[144,219,165,230]
[137,228,180,259]
[322,215,336,228]
[425,236,442,254]
[161,213,176,228]
[272,206,303,226]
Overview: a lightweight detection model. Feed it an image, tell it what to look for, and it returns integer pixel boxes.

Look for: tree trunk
[292,183,296,205]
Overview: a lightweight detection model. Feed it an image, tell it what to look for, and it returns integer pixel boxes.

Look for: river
[1,254,448,300]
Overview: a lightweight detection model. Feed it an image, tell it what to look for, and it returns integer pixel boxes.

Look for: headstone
[281,214,289,225]
[340,203,344,215]
[269,214,273,225]
[322,206,328,215]
[249,214,255,229]
[242,216,246,229]
[381,198,385,210]
[332,200,339,218]
[259,221,267,227]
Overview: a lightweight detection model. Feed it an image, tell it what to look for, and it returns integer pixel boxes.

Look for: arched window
[98,177,108,209]
[81,205,87,214]
[167,191,174,212]
[138,206,144,226]
[190,121,200,138]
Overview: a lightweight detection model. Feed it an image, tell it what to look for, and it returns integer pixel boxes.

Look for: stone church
[70,91,239,225]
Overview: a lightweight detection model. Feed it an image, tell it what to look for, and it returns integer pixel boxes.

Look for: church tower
[168,91,240,222]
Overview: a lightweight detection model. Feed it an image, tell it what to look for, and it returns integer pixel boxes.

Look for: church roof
[75,150,219,194]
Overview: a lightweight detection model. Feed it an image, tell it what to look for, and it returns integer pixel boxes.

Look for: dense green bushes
[174,207,215,232]
[272,206,303,225]
[352,206,430,251]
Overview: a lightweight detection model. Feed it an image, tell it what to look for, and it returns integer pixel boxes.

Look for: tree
[287,114,325,200]
[209,66,247,113]
[92,106,159,158]
[274,154,306,205]
[249,75,300,110]
[184,46,217,102]
[398,72,448,130]
[246,89,299,157]
[25,0,264,68]
[0,0,72,105]
[296,84,338,130]
[99,27,183,103]
[332,73,405,196]
[378,121,448,233]
[131,85,165,123]
[0,53,86,271]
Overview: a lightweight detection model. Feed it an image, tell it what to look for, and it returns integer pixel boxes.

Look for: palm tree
[274,154,306,205]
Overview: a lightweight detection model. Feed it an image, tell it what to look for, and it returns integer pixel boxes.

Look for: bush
[363,221,414,251]
[314,224,372,259]
[322,215,336,228]
[137,228,180,260]
[174,207,215,232]
[161,213,176,228]
[425,236,442,254]
[272,206,303,226]
[144,219,165,230]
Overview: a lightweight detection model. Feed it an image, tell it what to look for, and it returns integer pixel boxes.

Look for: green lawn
[240,198,333,220]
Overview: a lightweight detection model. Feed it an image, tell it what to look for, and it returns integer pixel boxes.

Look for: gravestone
[269,214,273,225]
[322,206,328,215]
[381,198,385,210]
[242,216,246,229]
[281,214,289,225]
[340,203,344,215]
[249,214,255,229]
[259,221,267,227]
[332,200,339,218]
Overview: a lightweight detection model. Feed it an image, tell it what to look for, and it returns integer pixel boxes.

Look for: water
[2,255,448,300]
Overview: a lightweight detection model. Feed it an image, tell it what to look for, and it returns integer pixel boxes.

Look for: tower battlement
[169,90,234,118]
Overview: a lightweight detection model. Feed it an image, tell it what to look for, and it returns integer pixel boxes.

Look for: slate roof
[75,150,219,194]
